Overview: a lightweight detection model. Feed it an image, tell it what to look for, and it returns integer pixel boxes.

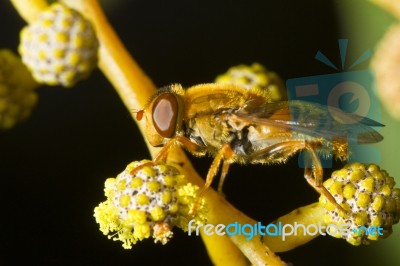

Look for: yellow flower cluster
[0,49,38,129]
[320,163,400,245]
[215,63,287,101]
[94,160,206,249]
[19,3,99,87]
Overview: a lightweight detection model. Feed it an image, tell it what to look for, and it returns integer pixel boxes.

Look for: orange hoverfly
[136,83,383,212]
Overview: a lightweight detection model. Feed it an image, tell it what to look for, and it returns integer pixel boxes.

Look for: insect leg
[200,143,234,195]
[248,140,305,161]
[154,135,204,162]
[303,142,347,214]
[249,140,347,214]
[191,144,234,215]
[217,160,231,193]
[129,161,155,175]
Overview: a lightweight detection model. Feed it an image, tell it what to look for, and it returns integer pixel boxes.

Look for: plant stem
[10,0,48,22]
[263,202,324,252]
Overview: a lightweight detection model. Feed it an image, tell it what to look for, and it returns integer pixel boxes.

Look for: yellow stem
[10,0,287,265]
[60,0,159,155]
[198,172,285,266]
[263,202,325,252]
[201,233,249,266]
[10,0,48,22]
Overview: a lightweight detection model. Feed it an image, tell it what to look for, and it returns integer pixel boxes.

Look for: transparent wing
[235,100,383,143]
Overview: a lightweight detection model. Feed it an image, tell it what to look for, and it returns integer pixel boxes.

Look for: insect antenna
[132,109,145,121]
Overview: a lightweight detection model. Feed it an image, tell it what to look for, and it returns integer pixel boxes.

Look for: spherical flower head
[319,163,400,245]
[94,160,207,249]
[215,63,287,101]
[19,3,99,87]
[0,49,38,129]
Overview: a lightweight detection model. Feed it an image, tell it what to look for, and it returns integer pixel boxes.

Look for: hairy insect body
[182,85,335,165]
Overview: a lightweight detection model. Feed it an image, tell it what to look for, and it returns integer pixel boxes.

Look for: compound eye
[152,93,178,138]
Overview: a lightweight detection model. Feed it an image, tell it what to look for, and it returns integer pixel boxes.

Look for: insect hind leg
[249,140,348,215]
[303,142,348,215]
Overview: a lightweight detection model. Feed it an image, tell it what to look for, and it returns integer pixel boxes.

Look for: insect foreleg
[129,161,155,176]
[154,135,204,162]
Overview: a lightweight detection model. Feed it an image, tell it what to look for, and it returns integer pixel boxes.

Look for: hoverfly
[137,83,383,212]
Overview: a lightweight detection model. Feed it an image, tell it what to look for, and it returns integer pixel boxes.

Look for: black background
[0,1,388,265]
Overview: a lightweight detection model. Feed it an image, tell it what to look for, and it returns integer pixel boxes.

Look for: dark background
[0,1,396,265]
